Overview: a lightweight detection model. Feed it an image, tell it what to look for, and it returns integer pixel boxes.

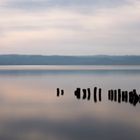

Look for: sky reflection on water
[0,66,140,140]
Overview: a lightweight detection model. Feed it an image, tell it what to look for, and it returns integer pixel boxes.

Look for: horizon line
[0,54,140,57]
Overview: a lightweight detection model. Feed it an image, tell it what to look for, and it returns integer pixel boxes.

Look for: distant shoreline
[0,55,140,65]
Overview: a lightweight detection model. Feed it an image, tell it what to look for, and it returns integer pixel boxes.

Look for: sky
[0,0,140,55]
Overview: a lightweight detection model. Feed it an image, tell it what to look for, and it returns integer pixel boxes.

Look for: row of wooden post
[108,89,140,106]
[57,88,140,106]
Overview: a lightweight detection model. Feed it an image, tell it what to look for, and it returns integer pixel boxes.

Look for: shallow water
[0,65,140,140]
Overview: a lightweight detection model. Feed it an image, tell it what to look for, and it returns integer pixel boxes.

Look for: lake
[0,65,140,140]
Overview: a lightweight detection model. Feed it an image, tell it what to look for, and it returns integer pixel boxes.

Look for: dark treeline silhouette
[1,55,140,65]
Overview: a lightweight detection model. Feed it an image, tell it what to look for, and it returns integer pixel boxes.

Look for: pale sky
[0,0,140,55]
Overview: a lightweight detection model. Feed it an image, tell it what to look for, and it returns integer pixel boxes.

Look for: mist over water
[0,66,140,140]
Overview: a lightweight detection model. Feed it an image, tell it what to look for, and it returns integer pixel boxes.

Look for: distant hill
[0,55,140,65]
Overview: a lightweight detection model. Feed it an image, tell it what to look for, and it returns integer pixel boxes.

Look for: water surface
[0,65,140,140]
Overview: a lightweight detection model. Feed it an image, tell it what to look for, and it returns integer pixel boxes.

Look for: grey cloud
[4,0,129,11]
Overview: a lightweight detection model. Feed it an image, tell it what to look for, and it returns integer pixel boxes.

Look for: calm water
[0,65,140,140]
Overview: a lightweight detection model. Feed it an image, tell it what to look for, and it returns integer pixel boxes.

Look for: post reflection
[57,88,140,106]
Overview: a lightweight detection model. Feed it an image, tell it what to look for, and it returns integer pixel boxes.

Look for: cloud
[0,0,140,55]
[1,0,129,11]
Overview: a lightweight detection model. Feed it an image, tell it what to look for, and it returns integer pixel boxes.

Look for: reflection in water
[57,87,140,106]
[0,66,140,140]
[108,89,140,106]
[74,87,102,102]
